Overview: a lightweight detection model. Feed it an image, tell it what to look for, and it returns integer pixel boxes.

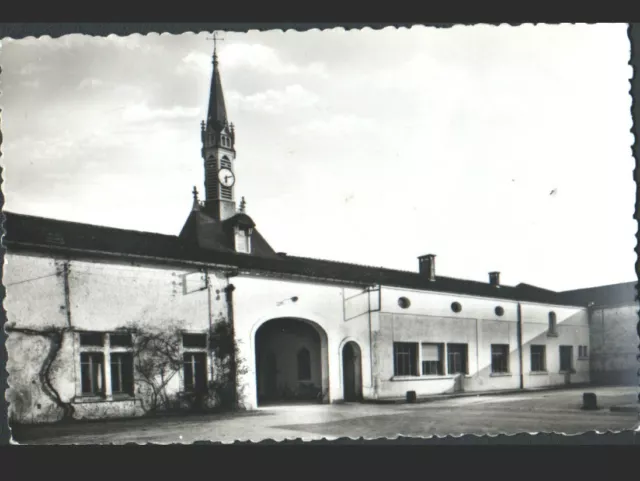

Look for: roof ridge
[4,211,179,240]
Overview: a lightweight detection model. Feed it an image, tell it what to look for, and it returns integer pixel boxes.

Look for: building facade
[3,46,637,424]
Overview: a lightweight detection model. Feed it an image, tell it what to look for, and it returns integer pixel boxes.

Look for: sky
[0,24,635,291]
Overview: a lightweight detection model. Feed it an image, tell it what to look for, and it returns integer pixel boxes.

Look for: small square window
[110,333,133,348]
[183,333,208,349]
[80,332,104,347]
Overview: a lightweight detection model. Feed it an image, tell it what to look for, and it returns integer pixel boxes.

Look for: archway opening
[255,318,327,406]
[342,341,363,402]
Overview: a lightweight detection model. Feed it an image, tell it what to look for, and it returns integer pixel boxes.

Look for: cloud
[178,44,327,77]
[121,103,201,123]
[287,114,376,136]
[226,85,319,114]
[19,80,40,88]
[223,43,327,76]
[18,63,50,75]
[77,78,105,90]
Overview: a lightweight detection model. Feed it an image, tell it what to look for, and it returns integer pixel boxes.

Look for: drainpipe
[516,303,524,390]
[205,268,214,383]
[224,282,237,408]
[367,286,374,396]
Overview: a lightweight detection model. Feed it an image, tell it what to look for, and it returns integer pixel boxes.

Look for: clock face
[218,168,235,187]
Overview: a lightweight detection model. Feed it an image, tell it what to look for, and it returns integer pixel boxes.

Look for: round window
[495,306,505,317]
[398,297,411,309]
[451,302,462,313]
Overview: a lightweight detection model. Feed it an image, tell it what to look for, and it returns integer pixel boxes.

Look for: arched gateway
[254,318,329,406]
[342,341,363,402]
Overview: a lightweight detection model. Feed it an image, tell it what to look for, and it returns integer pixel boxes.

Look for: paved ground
[10,386,639,445]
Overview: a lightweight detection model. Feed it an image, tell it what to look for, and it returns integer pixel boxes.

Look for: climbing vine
[5,324,76,422]
[6,316,248,423]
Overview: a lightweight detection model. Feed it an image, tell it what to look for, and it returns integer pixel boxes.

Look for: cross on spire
[206,31,225,64]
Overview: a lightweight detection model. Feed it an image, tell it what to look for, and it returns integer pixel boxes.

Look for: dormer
[224,212,256,255]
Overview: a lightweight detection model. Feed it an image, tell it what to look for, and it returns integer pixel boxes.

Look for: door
[559,345,573,385]
[342,342,362,402]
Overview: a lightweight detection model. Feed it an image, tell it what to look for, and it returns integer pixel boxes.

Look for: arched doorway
[254,318,328,406]
[342,341,363,402]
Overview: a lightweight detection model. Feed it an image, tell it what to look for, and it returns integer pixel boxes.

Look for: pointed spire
[206,33,228,131]
[192,186,201,211]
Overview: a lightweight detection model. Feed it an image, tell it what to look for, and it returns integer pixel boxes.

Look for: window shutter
[421,343,440,361]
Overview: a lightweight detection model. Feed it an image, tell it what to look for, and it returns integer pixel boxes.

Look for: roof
[2,211,590,307]
[206,55,228,131]
[179,209,277,258]
[558,282,638,307]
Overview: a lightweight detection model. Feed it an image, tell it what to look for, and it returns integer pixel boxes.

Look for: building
[3,45,637,424]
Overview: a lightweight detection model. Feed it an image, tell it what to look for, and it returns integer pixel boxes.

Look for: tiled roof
[3,211,585,306]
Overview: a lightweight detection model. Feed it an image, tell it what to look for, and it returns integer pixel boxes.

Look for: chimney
[418,254,436,281]
[489,271,500,288]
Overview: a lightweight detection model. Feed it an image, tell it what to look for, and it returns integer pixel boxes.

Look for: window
[235,229,251,253]
[79,331,134,397]
[81,352,105,395]
[183,353,207,393]
[451,302,462,313]
[548,312,558,336]
[495,306,505,317]
[110,353,134,395]
[421,343,444,375]
[80,332,103,346]
[394,342,418,376]
[398,297,411,309]
[491,344,509,373]
[297,347,311,381]
[183,334,208,349]
[182,333,208,393]
[559,345,574,372]
[447,344,469,375]
[530,345,546,372]
[578,345,589,359]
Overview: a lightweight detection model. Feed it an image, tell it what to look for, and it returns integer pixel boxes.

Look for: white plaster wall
[373,287,589,398]
[231,275,374,408]
[5,252,229,423]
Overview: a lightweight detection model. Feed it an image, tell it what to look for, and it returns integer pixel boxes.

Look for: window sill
[489,372,512,377]
[391,375,457,382]
[73,395,135,404]
[559,370,577,374]
[528,371,549,376]
[577,357,589,361]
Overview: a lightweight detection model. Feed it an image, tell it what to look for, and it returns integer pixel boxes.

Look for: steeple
[206,36,228,132]
[200,32,237,222]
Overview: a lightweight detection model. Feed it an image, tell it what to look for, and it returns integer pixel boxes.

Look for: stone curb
[362,384,594,405]
[609,404,640,413]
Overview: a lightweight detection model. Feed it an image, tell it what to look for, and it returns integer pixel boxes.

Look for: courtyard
[10,386,639,445]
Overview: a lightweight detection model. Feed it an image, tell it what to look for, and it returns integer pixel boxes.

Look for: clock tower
[201,44,237,222]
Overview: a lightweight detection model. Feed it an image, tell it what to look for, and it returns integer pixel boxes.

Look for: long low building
[3,43,637,424]
[4,210,636,423]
